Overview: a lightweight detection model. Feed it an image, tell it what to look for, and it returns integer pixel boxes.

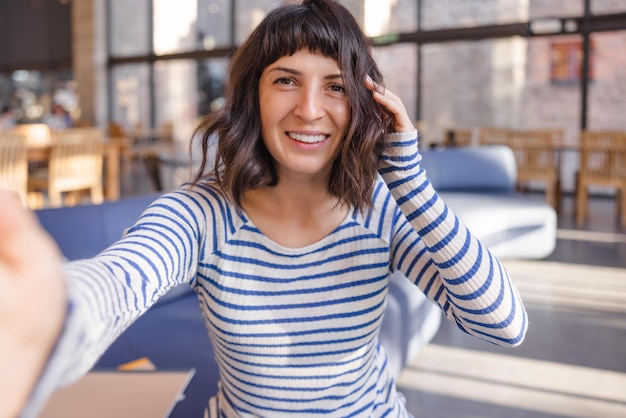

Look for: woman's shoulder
[349,176,401,240]
[142,180,236,221]
[371,174,397,208]
[130,181,242,245]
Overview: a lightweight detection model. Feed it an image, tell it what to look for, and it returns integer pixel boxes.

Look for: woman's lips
[286,132,328,144]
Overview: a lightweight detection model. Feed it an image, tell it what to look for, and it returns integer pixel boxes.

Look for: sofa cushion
[421,145,517,192]
[441,191,557,260]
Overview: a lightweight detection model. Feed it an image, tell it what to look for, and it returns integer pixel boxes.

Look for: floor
[398,194,626,418]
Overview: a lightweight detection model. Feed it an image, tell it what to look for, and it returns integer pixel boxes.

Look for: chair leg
[27,192,44,210]
[546,182,557,212]
[49,189,63,208]
[64,191,79,206]
[554,177,562,214]
[143,154,163,191]
[91,184,104,205]
[616,184,626,228]
[576,183,587,227]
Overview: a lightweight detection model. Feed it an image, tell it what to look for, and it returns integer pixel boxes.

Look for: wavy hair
[192,0,391,212]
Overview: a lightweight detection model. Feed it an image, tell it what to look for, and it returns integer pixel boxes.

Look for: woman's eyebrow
[268,66,301,75]
[267,66,344,81]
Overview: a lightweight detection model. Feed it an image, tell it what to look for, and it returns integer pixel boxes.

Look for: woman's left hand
[365,76,415,133]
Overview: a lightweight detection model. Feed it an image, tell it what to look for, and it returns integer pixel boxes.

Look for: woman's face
[258,49,350,182]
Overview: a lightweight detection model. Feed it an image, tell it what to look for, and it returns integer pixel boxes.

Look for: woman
[1,1,527,417]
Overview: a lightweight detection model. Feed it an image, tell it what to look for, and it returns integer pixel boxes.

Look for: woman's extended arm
[1,187,210,418]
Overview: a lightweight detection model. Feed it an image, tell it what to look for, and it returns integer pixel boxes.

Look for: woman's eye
[275,77,293,86]
[329,84,346,94]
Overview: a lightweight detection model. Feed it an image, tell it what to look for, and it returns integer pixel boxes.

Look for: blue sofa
[421,144,557,260]
[34,144,556,417]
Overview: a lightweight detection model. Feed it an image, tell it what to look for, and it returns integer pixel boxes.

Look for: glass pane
[234,0,282,44]
[372,43,418,124]
[153,0,198,55]
[588,30,626,131]
[153,58,227,143]
[0,69,76,127]
[197,0,233,49]
[362,0,418,36]
[109,0,150,57]
[592,0,626,14]
[197,58,229,117]
[421,0,528,31]
[419,37,583,140]
[109,64,151,132]
[529,0,582,19]
[0,74,11,116]
[153,58,228,189]
[389,0,419,33]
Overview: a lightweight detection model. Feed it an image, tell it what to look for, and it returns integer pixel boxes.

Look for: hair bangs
[259,4,340,67]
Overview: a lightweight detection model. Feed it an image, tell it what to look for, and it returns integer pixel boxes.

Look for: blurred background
[1,1,626,417]
[1,0,625,194]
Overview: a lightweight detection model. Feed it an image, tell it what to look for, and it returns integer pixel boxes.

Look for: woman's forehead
[264,49,343,73]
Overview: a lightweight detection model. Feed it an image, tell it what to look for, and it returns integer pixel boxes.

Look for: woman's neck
[241,179,349,248]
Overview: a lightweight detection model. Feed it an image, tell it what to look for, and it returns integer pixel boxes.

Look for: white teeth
[288,132,327,143]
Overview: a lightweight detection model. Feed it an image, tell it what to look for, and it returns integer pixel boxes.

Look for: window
[109,0,151,57]
[109,64,151,129]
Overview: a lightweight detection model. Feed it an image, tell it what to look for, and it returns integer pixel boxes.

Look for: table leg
[104,145,120,201]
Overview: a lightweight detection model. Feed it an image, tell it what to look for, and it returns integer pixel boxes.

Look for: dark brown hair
[192,0,391,212]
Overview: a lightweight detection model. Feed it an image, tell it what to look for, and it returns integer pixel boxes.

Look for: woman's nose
[294,88,324,121]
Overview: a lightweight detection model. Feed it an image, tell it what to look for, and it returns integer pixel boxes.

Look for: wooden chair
[479,126,510,145]
[28,128,105,208]
[10,123,52,147]
[507,129,562,212]
[444,129,473,147]
[0,133,28,206]
[108,121,127,139]
[576,130,626,227]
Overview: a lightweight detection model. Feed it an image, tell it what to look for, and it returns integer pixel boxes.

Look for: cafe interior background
[1,1,626,417]
[1,0,625,195]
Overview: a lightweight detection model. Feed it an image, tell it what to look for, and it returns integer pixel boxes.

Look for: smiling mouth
[287,132,328,144]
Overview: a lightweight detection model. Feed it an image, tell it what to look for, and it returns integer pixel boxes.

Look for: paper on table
[38,369,195,418]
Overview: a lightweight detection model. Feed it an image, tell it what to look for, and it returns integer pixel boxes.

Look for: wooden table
[27,136,129,201]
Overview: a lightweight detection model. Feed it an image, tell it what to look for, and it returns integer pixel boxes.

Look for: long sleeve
[379,130,528,346]
[20,188,209,418]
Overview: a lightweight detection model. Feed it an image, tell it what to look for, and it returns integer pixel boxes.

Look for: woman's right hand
[0,189,67,417]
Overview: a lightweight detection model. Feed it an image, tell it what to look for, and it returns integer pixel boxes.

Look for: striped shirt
[34,130,527,418]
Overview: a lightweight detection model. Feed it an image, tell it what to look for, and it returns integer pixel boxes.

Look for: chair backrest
[479,127,510,145]
[10,123,52,147]
[579,130,626,185]
[507,129,561,182]
[0,132,28,206]
[108,121,126,138]
[444,129,473,147]
[49,128,105,191]
[161,121,174,143]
